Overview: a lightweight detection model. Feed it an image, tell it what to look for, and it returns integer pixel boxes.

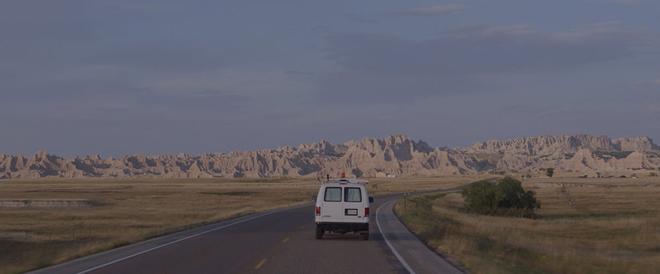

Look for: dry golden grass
[396,177,660,274]
[0,176,473,274]
[0,177,320,274]
[366,176,474,195]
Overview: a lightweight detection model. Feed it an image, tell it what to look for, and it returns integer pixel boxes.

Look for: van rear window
[324,187,342,202]
[344,187,362,202]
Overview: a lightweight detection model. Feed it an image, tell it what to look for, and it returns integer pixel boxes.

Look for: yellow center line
[254,258,267,270]
[281,237,290,243]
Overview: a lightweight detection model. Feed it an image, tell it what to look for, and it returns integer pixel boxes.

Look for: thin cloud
[325,24,656,76]
[647,105,660,113]
[395,4,465,16]
[602,0,643,5]
[320,24,660,102]
[584,0,644,5]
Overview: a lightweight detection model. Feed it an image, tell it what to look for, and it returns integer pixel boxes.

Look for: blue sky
[1,0,659,155]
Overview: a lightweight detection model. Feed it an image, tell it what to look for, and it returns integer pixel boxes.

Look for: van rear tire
[315,225,324,239]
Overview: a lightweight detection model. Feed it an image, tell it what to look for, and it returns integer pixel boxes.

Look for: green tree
[521,190,540,210]
[497,177,527,208]
[462,181,501,214]
[462,177,540,217]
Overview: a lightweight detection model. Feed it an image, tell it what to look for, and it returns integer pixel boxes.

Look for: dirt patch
[199,191,257,196]
[0,199,100,208]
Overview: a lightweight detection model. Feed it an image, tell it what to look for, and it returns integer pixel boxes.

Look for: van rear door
[341,186,365,221]
[321,186,343,220]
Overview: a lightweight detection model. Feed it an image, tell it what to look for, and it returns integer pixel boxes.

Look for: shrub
[462,181,502,214]
[546,168,555,178]
[498,177,534,209]
[462,177,540,217]
[351,168,363,178]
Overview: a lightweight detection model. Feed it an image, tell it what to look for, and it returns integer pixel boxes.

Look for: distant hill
[2,134,659,179]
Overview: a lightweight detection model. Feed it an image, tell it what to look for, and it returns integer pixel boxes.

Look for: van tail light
[364,207,370,217]
[315,206,321,216]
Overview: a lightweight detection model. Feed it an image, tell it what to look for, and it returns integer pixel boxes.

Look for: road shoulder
[376,199,464,274]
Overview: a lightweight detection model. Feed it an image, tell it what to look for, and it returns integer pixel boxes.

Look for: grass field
[0,176,472,274]
[396,177,660,274]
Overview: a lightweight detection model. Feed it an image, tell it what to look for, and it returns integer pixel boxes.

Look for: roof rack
[324,178,368,185]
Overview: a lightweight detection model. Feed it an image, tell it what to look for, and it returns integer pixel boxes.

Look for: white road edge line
[376,200,416,274]
[75,211,276,274]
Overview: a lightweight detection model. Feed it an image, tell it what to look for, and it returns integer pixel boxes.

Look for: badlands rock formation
[1,134,659,179]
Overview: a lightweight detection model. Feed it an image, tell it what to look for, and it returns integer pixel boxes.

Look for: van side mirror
[369,196,374,203]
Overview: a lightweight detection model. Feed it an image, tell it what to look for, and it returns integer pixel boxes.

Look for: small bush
[462,177,540,217]
[546,168,555,178]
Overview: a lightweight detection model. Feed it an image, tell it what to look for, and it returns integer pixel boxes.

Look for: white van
[314,179,374,240]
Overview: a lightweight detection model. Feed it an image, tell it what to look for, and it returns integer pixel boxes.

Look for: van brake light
[315,206,321,216]
[364,207,370,217]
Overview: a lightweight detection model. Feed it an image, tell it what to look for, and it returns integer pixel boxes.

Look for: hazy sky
[2,0,659,156]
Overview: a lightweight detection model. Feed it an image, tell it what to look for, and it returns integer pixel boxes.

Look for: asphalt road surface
[32,194,462,274]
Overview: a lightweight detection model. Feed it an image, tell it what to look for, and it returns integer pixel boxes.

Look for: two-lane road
[33,194,462,274]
